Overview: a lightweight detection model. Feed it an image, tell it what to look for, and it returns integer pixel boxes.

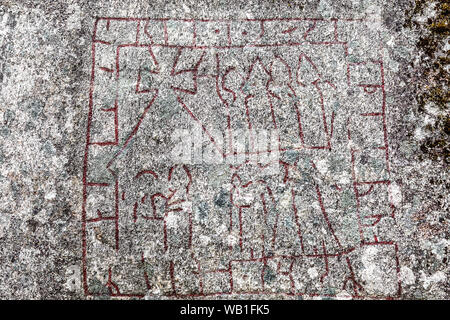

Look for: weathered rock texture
[0,0,447,299]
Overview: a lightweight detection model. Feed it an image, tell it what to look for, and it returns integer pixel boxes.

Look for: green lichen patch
[405,0,449,164]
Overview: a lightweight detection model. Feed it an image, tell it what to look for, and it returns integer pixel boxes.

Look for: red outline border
[82,17,401,299]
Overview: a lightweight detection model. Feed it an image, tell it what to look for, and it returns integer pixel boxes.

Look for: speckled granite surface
[0,0,447,299]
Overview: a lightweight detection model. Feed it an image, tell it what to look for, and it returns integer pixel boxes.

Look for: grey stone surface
[0,0,447,299]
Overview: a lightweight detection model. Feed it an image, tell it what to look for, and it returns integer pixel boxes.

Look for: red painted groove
[83,17,401,299]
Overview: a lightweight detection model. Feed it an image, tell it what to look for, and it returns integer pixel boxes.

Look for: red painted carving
[82,17,401,299]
